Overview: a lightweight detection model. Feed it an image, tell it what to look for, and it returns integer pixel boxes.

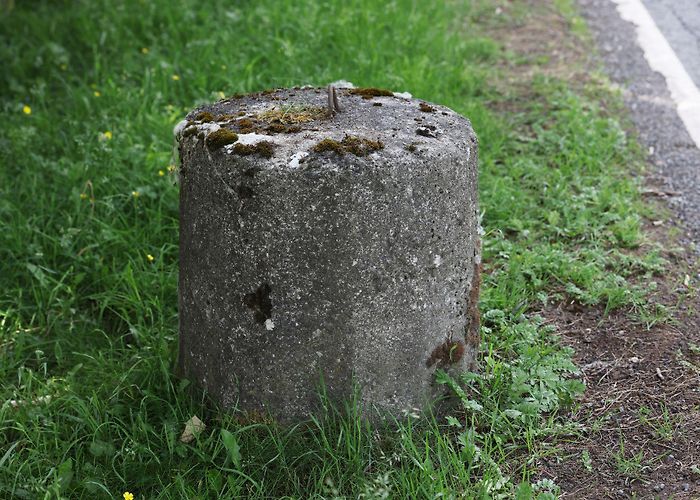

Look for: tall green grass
[0,0,662,497]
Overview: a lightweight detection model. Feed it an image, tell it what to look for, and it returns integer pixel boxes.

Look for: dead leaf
[180,415,205,443]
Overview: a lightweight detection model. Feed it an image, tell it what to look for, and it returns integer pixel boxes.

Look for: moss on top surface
[232,141,276,158]
[257,104,328,124]
[312,135,384,157]
[349,87,394,99]
[194,111,215,122]
[200,104,328,136]
[205,129,238,150]
[419,102,436,113]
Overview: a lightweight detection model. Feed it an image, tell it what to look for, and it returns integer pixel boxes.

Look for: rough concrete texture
[177,87,480,422]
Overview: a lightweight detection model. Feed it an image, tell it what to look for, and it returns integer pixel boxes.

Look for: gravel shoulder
[577,0,700,247]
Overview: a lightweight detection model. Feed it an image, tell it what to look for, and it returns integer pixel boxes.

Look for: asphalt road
[577,0,700,245]
[641,0,700,88]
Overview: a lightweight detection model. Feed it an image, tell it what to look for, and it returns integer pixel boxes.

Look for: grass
[0,0,666,497]
[613,438,649,480]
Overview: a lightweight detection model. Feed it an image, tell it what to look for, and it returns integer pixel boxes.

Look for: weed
[638,404,675,441]
[613,439,648,479]
[581,449,593,472]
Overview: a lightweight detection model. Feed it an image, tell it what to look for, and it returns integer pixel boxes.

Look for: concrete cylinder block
[177,86,480,422]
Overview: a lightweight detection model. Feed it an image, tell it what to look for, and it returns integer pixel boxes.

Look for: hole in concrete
[237,184,255,199]
[243,283,272,325]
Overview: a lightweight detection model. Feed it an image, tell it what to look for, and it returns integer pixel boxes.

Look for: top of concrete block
[176,87,476,171]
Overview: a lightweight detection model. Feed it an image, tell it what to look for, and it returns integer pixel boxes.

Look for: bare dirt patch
[537,288,700,498]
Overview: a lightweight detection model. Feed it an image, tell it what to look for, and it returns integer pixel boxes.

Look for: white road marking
[612,0,700,149]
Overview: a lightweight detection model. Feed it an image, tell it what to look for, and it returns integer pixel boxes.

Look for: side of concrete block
[177,87,480,421]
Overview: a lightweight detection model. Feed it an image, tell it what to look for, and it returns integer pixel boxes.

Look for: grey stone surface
[177,87,480,422]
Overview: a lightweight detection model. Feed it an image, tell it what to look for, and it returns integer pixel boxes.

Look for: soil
[536,268,700,498]
[490,1,700,498]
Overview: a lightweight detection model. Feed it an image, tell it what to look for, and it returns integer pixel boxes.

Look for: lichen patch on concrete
[288,151,309,169]
[235,133,271,146]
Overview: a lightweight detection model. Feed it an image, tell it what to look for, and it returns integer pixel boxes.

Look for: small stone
[653,483,665,492]
[682,483,690,492]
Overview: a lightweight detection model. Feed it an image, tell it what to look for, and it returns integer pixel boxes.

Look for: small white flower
[264,319,275,331]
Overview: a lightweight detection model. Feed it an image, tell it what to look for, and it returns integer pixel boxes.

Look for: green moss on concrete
[205,129,239,150]
[313,135,384,157]
[195,111,215,122]
[313,138,346,155]
[232,141,276,158]
[349,87,394,99]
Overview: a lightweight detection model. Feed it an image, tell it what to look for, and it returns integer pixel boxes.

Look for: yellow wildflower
[22,105,31,115]
[94,91,101,97]
[123,492,134,500]
[141,47,149,54]
[171,74,180,81]
[158,170,165,177]
[167,165,176,173]
[80,193,88,200]
[146,254,155,263]
[99,131,112,141]
[132,190,140,198]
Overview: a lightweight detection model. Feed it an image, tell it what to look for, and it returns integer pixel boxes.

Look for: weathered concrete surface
[177,87,480,422]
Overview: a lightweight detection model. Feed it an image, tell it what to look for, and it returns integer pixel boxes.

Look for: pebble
[653,483,665,492]
[682,483,690,492]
